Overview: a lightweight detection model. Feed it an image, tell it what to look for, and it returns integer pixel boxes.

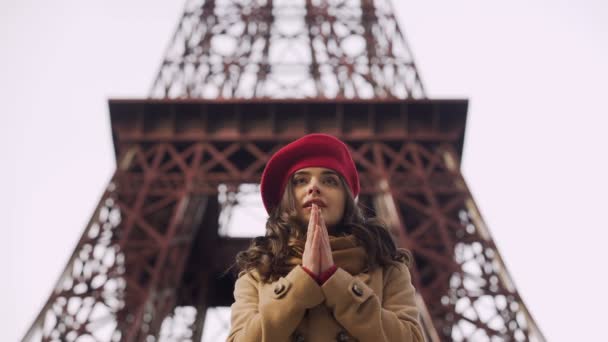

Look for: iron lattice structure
[150,0,425,99]
[23,1,546,342]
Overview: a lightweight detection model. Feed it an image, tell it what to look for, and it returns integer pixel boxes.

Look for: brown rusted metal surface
[150,0,425,99]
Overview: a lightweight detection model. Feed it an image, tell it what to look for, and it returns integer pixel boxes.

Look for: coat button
[336,331,349,341]
[274,283,285,295]
[293,331,305,342]
[351,283,363,296]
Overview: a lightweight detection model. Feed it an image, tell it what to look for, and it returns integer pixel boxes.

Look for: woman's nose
[307,184,320,195]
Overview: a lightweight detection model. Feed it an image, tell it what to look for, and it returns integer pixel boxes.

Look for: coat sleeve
[227,265,325,342]
[321,263,425,342]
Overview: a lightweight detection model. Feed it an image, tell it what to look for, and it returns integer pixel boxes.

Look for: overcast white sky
[1,0,607,341]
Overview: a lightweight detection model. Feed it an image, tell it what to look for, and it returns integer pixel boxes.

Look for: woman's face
[291,167,346,231]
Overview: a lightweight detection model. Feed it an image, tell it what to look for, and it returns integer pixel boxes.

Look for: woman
[227,133,424,342]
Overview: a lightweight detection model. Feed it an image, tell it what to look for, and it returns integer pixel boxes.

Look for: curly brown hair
[234,175,411,282]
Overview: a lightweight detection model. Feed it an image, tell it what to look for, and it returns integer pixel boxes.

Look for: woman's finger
[318,224,328,253]
[319,211,330,249]
[305,204,317,249]
[318,214,334,271]
[310,219,321,274]
[318,209,326,231]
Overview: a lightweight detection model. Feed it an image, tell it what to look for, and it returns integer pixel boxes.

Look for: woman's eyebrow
[294,170,337,176]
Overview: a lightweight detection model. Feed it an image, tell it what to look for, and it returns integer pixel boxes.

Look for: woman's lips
[303,199,327,208]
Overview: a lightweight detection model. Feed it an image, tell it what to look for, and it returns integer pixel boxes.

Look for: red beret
[260,133,360,213]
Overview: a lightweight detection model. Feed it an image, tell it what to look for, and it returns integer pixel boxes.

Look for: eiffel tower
[23,0,546,341]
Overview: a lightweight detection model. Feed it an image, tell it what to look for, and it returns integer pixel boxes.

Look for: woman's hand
[302,204,321,275]
[302,204,335,276]
[317,208,335,273]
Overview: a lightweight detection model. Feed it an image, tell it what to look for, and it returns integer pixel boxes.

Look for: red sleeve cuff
[318,265,338,285]
[301,265,319,282]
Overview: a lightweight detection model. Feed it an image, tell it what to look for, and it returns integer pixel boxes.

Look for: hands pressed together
[302,204,335,279]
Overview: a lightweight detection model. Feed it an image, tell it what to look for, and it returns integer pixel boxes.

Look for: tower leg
[353,141,546,342]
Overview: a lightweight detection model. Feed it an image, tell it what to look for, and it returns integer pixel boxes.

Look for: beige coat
[227,235,424,342]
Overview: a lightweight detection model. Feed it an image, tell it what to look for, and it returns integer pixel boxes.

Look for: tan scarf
[286,234,368,275]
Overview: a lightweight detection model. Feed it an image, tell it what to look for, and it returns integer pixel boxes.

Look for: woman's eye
[324,177,338,185]
[292,178,307,185]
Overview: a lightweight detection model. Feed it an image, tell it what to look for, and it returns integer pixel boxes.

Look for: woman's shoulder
[378,260,413,285]
[237,267,263,282]
[374,259,409,272]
